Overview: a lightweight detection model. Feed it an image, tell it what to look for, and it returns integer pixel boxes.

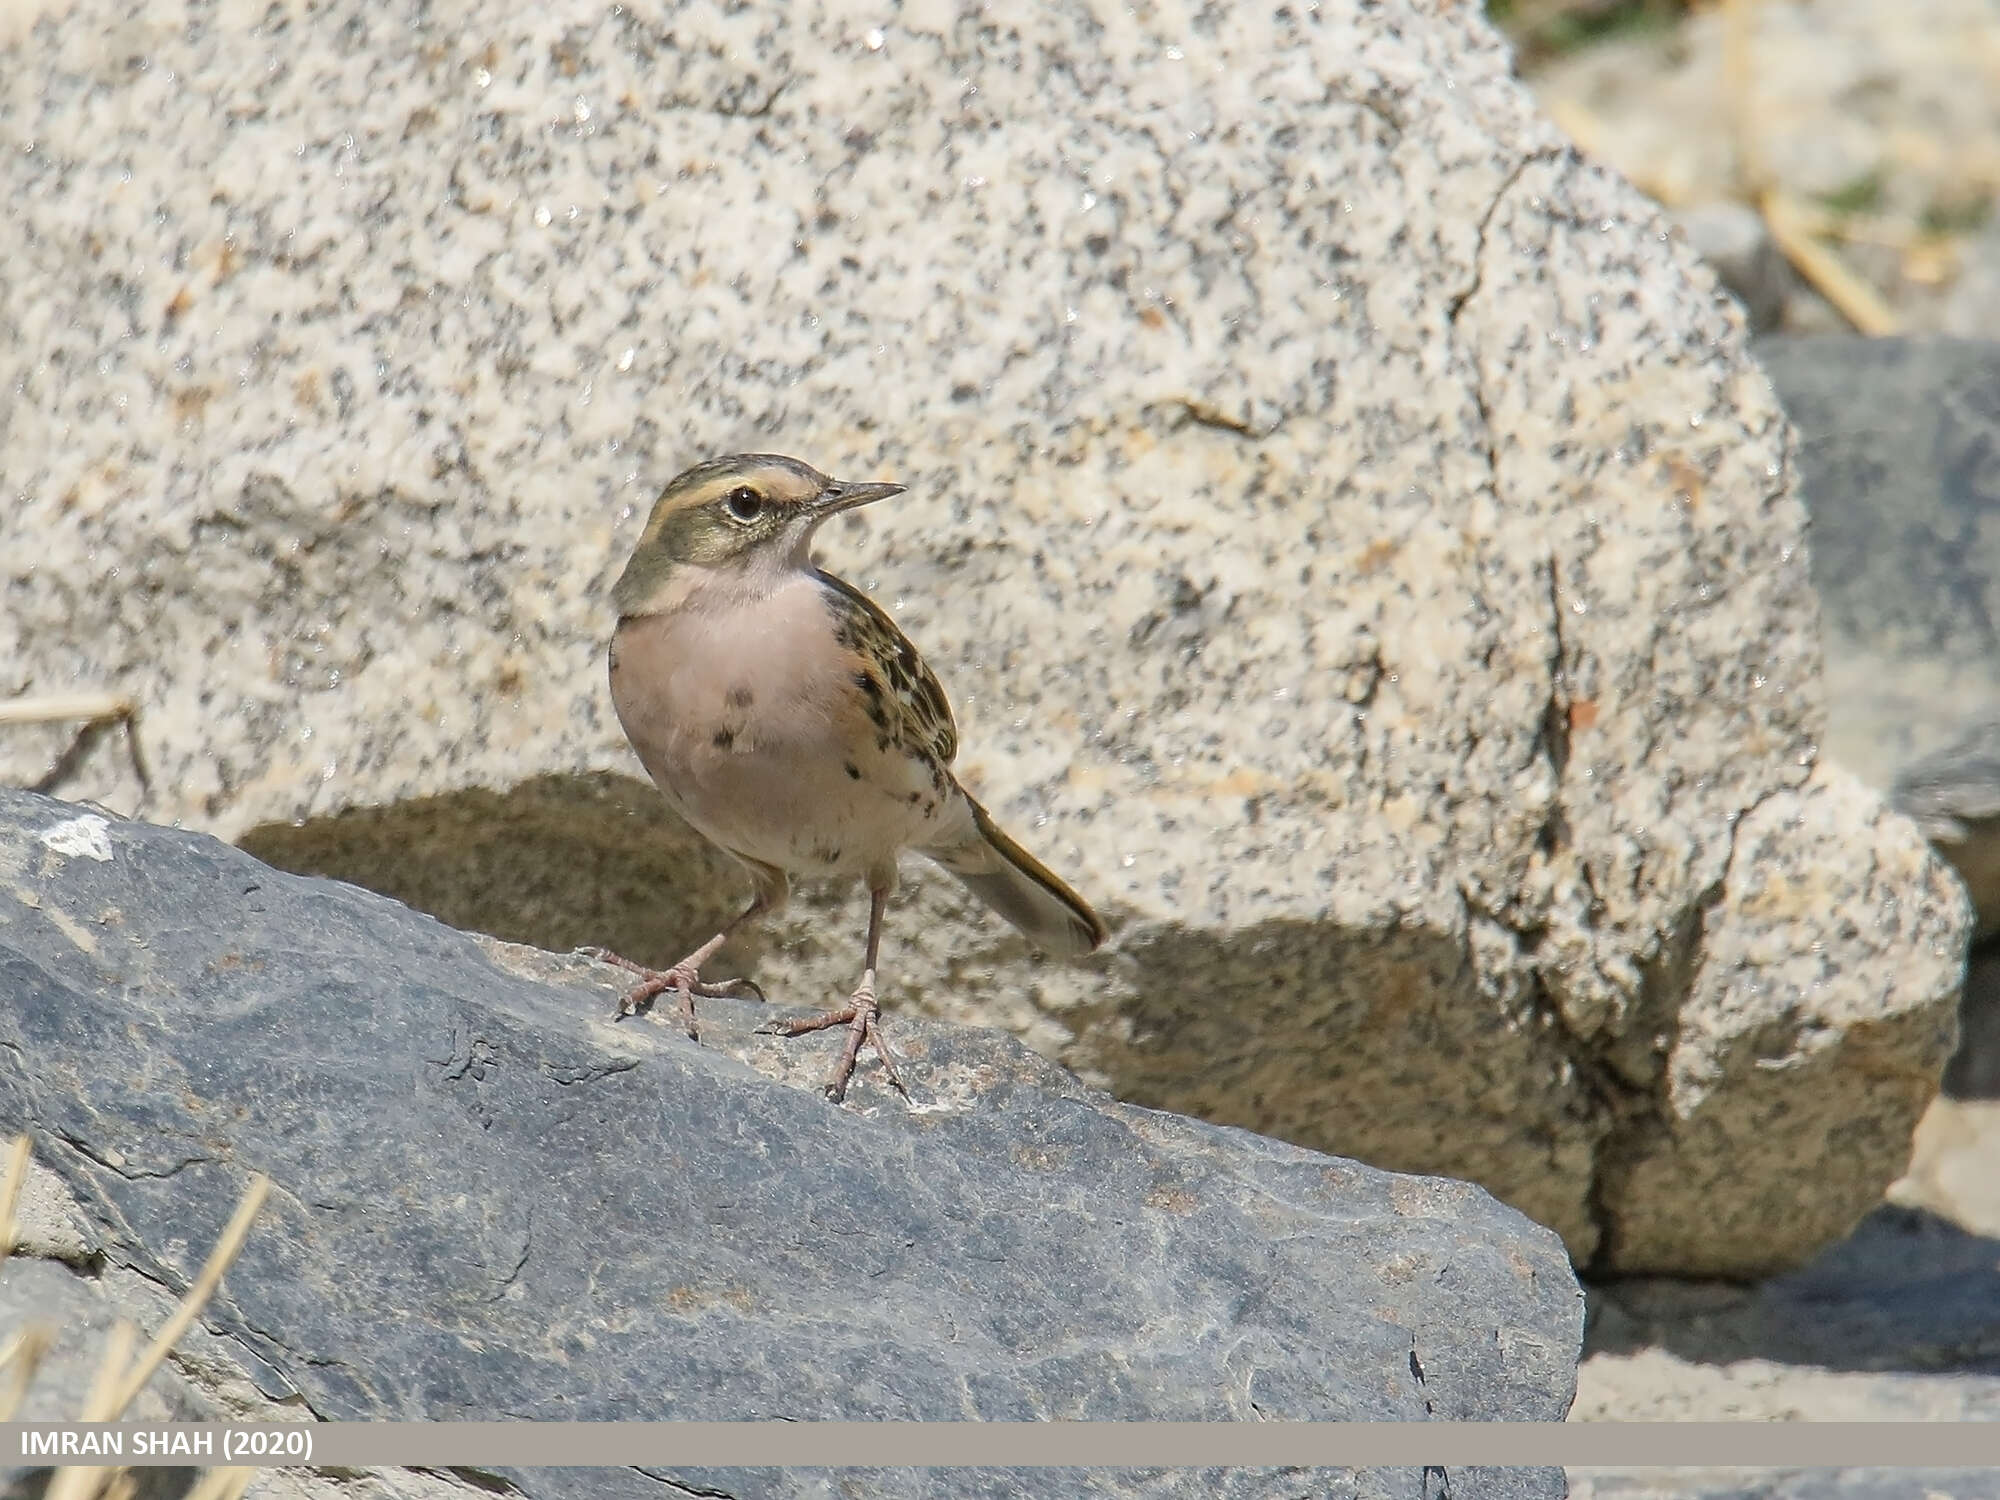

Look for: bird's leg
[755,885,905,1103]
[577,896,768,1040]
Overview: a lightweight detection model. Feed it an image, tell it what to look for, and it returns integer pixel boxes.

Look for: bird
[589,453,1107,1102]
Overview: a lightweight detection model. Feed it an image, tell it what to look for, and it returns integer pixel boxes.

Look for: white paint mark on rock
[39,814,113,863]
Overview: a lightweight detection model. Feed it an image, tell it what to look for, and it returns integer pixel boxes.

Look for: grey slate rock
[1757,334,2000,1094]
[1896,714,2000,942]
[1674,202,1794,333]
[1946,946,2000,1099]
[1755,336,2000,793]
[0,1257,210,1423]
[0,789,1580,1500]
[1896,715,2000,1096]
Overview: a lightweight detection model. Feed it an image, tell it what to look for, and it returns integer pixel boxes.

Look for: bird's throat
[614,546,810,621]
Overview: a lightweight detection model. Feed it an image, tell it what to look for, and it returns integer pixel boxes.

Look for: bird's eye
[723,486,764,523]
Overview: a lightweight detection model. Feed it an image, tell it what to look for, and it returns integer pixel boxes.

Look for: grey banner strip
[6,1423,2000,1467]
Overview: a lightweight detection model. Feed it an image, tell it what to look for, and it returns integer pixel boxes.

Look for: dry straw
[0,1134,274,1500]
[1543,0,1914,336]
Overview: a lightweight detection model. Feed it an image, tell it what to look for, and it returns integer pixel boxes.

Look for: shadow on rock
[1078,914,1609,1265]
[238,771,777,981]
[1944,938,2000,1100]
[1585,1203,2000,1376]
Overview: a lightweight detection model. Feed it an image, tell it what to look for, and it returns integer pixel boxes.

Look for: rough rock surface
[1570,337,2000,1440]
[1756,335,2000,1238]
[0,0,1970,1275]
[1759,338,2000,803]
[1671,203,1793,335]
[0,789,1580,1499]
[1895,716,2000,943]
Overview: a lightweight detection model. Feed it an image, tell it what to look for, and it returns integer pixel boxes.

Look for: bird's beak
[815,479,905,516]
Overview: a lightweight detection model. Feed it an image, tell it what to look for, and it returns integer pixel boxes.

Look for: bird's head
[611,453,904,617]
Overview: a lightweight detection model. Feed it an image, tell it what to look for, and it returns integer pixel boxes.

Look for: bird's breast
[608,575,945,874]
[611,579,843,765]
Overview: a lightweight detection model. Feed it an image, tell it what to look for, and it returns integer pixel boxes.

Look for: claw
[580,901,770,1045]
[757,975,905,1103]
[708,975,767,1004]
[580,946,757,1042]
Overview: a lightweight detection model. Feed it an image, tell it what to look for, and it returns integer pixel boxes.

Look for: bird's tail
[922,792,1108,958]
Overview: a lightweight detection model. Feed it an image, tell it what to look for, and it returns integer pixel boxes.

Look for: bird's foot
[754,972,905,1103]
[574,945,765,1040]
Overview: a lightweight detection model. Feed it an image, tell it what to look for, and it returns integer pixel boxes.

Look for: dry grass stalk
[1760,189,1904,334]
[1719,0,1901,334]
[0,694,137,729]
[107,1174,270,1417]
[0,692,151,796]
[0,1132,32,1263]
[43,1320,139,1500]
[0,1159,274,1500]
[0,1134,58,1422]
[1721,0,1762,195]
[0,1322,56,1421]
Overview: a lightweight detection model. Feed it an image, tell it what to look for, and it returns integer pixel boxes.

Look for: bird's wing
[815,568,959,766]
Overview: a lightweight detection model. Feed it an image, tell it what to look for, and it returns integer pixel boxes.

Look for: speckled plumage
[821,569,959,769]
[593,453,1106,1102]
